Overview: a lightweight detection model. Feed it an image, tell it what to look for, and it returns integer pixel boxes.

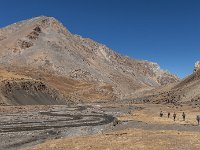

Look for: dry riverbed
[24,103,200,150]
[1,102,200,150]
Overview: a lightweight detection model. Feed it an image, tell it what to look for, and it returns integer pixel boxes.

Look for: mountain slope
[145,63,200,105]
[0,16,179,103]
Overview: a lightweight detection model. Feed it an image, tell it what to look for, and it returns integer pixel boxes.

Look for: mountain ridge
[0,16,179,103]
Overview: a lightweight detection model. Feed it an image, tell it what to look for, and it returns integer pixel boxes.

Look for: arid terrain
[2,101,200,150]
[0,16,179,103]
[0,16,199,150]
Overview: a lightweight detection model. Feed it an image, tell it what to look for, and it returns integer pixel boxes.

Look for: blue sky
[0,0,200,78]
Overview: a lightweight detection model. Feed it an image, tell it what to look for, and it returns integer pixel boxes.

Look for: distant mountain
[146,62,200,105]
[0,16,179,104]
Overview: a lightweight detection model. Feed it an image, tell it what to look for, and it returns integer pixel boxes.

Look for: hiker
[168,112,170,118]
[160,111,163,117]
[173,112,176,121]
[196,115,200,125]
[182,112,186,121]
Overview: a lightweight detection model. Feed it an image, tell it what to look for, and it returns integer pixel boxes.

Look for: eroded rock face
[194,61,200,72]
[1,80,67,105]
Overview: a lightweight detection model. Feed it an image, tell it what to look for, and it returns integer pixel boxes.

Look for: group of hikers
[160,111,200,125]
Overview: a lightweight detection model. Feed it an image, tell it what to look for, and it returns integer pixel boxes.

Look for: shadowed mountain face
[168,69,200,104]
[0,16,179,104]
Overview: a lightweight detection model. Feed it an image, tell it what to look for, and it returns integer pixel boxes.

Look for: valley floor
[1,102,200,150]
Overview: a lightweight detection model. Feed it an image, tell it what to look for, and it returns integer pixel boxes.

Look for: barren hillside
[144,62,200,105]
[0,16,179,104]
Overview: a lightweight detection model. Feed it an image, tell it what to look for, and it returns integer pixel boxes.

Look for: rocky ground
[1,101,200,150]
[0,104,116,150]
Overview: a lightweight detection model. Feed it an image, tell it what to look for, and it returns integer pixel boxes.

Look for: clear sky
[0,0,200,78]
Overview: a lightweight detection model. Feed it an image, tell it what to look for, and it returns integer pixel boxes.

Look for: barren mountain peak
[0,16,179,103]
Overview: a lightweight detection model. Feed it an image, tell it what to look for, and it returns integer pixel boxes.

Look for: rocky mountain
[0,16,179,104]
[194,61,200,72]
[143,62,200,105]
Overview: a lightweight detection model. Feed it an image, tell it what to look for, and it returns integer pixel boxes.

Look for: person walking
[160,111,163,117]
[182,112,186,121]
[173,112,176,121]
[197,115,200,125]
[167,112,170,118]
